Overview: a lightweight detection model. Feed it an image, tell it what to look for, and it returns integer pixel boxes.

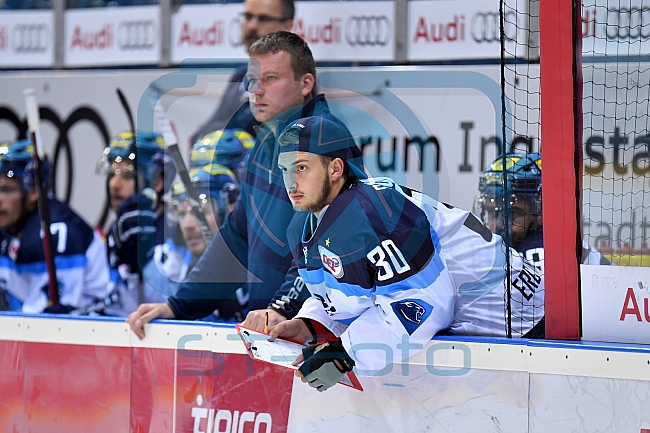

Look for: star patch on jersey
[391,299,433,335]
[318,245,344,278]
[325,238,330,247]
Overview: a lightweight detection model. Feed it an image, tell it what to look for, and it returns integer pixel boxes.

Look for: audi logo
[470,11,518,43]
[11,23,48,54]
[345,15,391,46]
[606,7,650,39]
[117,20,155,50]
[0,105,111,228]
[228,17,243,47]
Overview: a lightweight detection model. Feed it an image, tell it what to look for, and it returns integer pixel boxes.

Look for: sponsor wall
[0,314,649,432]
[3,0,650,67]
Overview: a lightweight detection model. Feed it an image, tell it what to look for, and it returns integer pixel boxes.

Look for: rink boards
[0,313,649,433]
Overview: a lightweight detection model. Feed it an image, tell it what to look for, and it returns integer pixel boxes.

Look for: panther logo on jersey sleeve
[318,245,344,278]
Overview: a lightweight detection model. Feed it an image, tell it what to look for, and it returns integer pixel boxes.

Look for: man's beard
[293,177,332,213]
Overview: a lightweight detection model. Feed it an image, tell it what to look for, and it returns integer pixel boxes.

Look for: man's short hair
[280,0,295,21]
[249,31,317,96]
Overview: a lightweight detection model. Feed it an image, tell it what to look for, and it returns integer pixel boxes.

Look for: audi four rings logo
[606,7,650,39]
[117,20,155,50]
[471,11,517,43]
[345,16,391,46]
[11,23,48,53]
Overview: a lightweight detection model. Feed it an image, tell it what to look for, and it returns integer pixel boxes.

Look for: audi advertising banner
[582,0,650,56]
[407,0,530,61]
[291,1,394,62]
[64,6,160,67]
[171,4,246,64]
[170,1,395,64]
[581,265,650,344]
[0,10,54,68]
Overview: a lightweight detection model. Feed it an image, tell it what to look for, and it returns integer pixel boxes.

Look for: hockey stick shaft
[167,144,214,244]
[24,88,59,307]
[150,95,213,245]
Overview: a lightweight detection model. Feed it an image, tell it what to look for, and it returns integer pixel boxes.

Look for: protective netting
[488,0,545,336]
[582,0,650,266]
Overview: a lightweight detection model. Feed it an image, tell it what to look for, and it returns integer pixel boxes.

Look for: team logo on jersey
[391,299,433,335]
[318,245,344,278]
[8,238,20,262]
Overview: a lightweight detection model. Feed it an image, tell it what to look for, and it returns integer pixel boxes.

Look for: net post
[539,0,583,339]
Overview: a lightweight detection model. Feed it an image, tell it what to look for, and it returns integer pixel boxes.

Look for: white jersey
[290,178,544,373]
[0,199,109,313]
[141,238,193,299]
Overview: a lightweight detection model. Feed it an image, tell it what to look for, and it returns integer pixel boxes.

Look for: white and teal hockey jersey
[288,177,544,373]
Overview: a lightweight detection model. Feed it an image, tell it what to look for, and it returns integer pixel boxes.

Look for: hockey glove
[108,191,156,273]
[298,339,355,392]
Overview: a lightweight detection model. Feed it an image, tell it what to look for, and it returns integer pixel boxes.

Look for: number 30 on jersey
[367,239,411,281]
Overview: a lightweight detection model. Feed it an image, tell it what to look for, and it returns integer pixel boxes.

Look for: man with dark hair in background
[190,0,295,142]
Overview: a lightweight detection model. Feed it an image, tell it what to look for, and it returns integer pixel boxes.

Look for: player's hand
[127,302,174,340]
[241,308,285,332]
[268,318,312,344]
[293,339,355,392]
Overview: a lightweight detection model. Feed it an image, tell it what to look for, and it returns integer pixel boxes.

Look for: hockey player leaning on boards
[474,152,611,268]
[267,116,546,392]
[0,139,109,314]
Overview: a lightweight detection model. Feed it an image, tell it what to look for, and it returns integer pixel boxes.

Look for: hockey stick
[115,88,148,304]
[150,94,214,245]
[23,88,60,307]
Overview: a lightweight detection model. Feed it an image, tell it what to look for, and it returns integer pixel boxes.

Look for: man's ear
[300,73,315,98]
[330,158,345,183]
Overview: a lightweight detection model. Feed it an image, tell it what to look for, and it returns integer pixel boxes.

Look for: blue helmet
[190,129,254,173]
[478,153,542,205]
[96,131,166,191]
[0,139,49,191]
[169,163,239,227]
[474,153,542,239]
[151,149,176,197]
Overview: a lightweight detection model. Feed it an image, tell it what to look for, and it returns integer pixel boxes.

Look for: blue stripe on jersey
[297,267,372,298]
[457,243,507,298]
[335,316,358,326]
[0,254,88,273]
